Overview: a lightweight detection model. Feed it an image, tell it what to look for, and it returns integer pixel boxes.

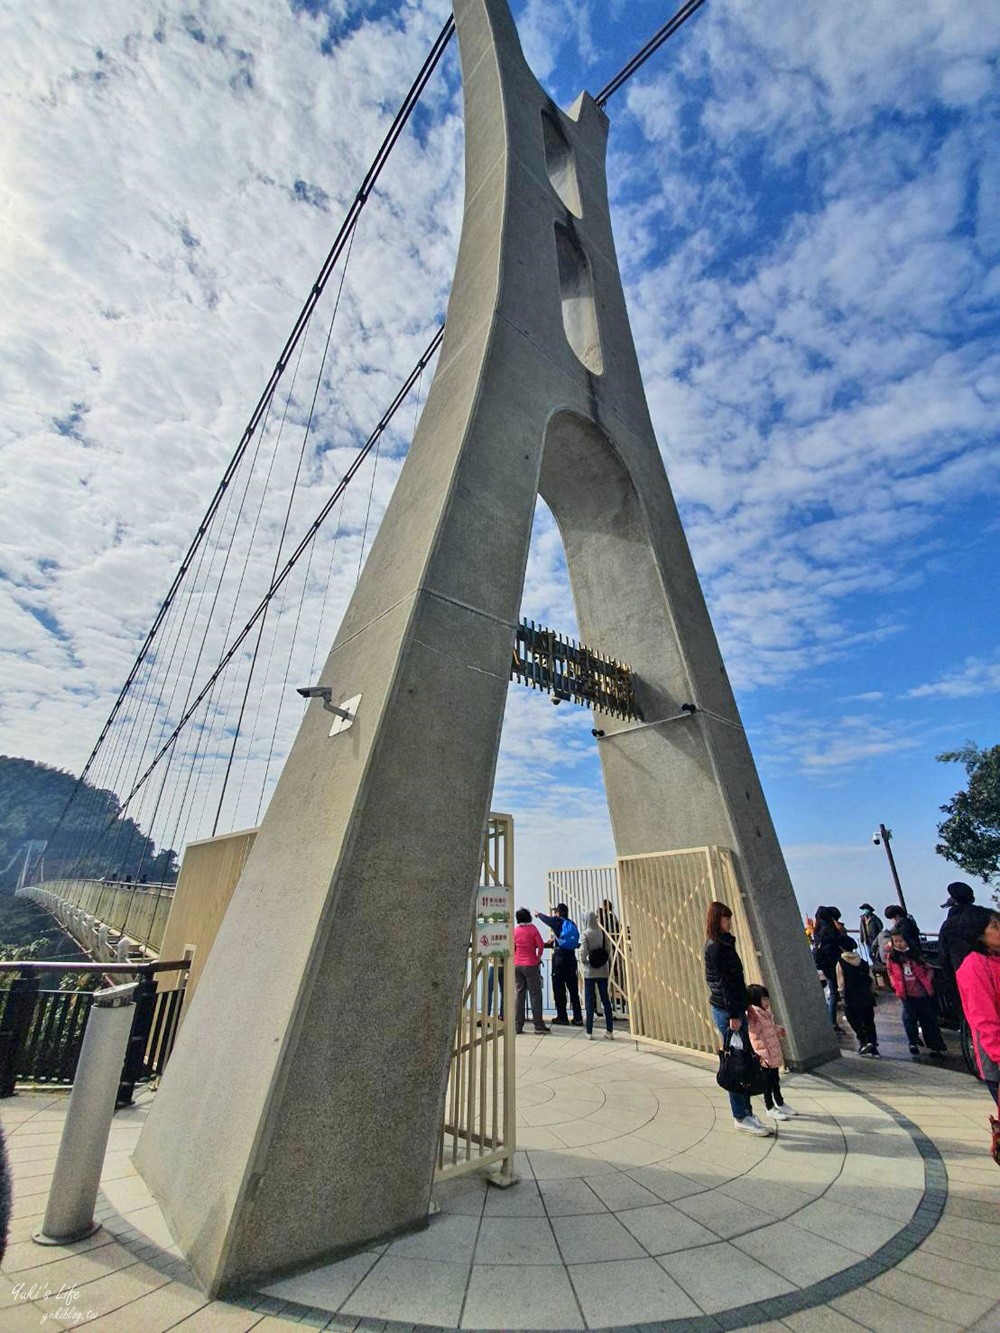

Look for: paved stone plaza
[1,1027,998,1331]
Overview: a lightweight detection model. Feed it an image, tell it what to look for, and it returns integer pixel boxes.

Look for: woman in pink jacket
[953,907,1000,1115]
[746,984,796,1123]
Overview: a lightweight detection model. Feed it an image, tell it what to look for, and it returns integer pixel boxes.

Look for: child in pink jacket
[746,984,796,1123]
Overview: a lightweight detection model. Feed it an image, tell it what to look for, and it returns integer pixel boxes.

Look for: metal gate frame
[435,813,516,1183]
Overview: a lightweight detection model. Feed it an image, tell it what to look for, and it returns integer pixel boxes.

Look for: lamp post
[872,824,908,915]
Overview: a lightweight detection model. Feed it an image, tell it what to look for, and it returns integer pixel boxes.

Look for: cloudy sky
[2,0,997,929]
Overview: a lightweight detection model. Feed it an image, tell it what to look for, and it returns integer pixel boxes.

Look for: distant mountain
[0,756,177,890]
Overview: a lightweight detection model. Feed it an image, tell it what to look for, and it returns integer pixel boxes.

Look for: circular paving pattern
[257,1029,944,1330]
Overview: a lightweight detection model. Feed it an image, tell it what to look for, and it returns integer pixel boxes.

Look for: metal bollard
[34,982,138,1246]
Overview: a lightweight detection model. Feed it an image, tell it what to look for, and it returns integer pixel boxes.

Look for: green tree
[0,756,177,888]
[936,743,1000,902]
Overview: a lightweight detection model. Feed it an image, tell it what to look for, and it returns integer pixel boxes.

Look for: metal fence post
[117,970,157,1107]
[34,982,138,1245]
[0,972,40,1097]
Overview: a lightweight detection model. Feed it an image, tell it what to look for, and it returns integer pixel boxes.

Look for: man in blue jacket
[536,904,583,1026]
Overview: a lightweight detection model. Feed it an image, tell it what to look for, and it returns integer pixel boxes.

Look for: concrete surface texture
[133,0,832,1295]
[2,1026,999,1331]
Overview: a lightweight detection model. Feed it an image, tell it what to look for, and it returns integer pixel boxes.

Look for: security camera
[591,728,605,738]
[297,685,332,701]
[871,832,881,846]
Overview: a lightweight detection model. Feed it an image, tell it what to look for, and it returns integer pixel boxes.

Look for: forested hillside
[0,756,177,890]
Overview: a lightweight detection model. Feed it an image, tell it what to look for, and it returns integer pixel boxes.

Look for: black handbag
[716,1028,767,1097]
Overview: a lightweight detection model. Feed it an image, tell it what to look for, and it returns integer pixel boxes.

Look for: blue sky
[1,0,997,930]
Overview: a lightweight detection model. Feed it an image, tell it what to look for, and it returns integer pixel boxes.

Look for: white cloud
[907,651,1000,699]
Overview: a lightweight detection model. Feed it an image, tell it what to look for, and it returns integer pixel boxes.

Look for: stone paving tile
[536,1177,608,1217]
[658,1239,795,1313]
[33,1260,174,1324]
[716,1176,813,1221]
[787,1198,905,1254]
[474,1216,561,1265]
[0,1299,56,1331]
[1,1238,139,1290]
[482,1177,546,1216]
[386,1210,480,1263]
[621,1165,709,1205]
[580,1170,665,1212]
[460,1262,584,1330]
[731,1220,866,1286]
[616,1200,719,1256]
[934,1213,1000,1247]
[780,1306,870,1331]
[80,1278,210,1330]
[258,1247,378,1311]
[432,1175,487,1217]
[821,1178,922,1222]
[919,1227,1000,1272]
[863,1269,998,1327]
[169,1300,267,1330]
[341,1256,469,1326]
[895,1248,1000,1299]
[550,1212,648,1264]
[830,1284,967,1332]
[671,1187,781,1240]
[568,1256,701,1325]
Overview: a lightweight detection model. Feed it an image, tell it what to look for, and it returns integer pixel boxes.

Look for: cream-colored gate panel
[436,813,516,1184]
[546,865,628,1016]
[617,847,761,1055]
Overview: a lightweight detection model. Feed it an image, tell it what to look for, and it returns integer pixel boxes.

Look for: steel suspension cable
[115,325,444,820]
[49,12,457,841]
[595,0,708,107]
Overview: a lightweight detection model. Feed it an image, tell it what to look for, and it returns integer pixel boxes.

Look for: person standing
[858,904,884,963]
[937,882,976,1017]
[884,905,921,954]
[536,904,583,1026]
[953,907,1000,1143]
[746,984,796,1121]
[885,932,947,1058]
[812,907,852,1032]
[581,910,614,1040]
[839,949,879,1055]
[705,900,772,1137]
[513,908,549,1035]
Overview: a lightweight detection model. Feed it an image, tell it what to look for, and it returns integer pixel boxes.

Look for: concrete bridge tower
[135,0,836,1294]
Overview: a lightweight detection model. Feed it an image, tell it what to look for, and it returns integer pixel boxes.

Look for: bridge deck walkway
[1,1008,997,1332]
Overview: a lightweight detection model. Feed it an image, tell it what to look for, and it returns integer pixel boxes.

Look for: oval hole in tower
[542,110,582,217]
[555,224,604,376]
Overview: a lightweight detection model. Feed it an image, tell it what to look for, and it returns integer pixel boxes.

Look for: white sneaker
[767,1106,793,1122]
[734,1115,773,1137]
[604,1031,614,1040]
[587,1032,595,1040]
[778,1103,797,1117]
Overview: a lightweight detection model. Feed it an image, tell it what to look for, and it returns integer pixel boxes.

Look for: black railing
[0,959,190,1103]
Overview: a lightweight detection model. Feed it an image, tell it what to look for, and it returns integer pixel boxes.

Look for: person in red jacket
[953,907,1000,1114]
[885,933,947,1059]
[513,908,550,1035]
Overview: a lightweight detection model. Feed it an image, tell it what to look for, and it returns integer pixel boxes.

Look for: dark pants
[822,971,840,1026]
[711,1006,752,1120]
[762,1067,783,1110]
[845,1001,878,1049]
[486,964,504,1019]
[987,1079,999,1112]
[901,996,946,1052]
[515,965,545,1030]
[584,977,613,1034]
[552,957,582,1022]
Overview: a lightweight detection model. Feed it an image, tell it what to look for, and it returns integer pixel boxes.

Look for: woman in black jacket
[812,906,853,1032]
[705,901,772,1137]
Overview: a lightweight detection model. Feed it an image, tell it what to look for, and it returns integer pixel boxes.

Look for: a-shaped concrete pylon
[135,0,837,1295]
